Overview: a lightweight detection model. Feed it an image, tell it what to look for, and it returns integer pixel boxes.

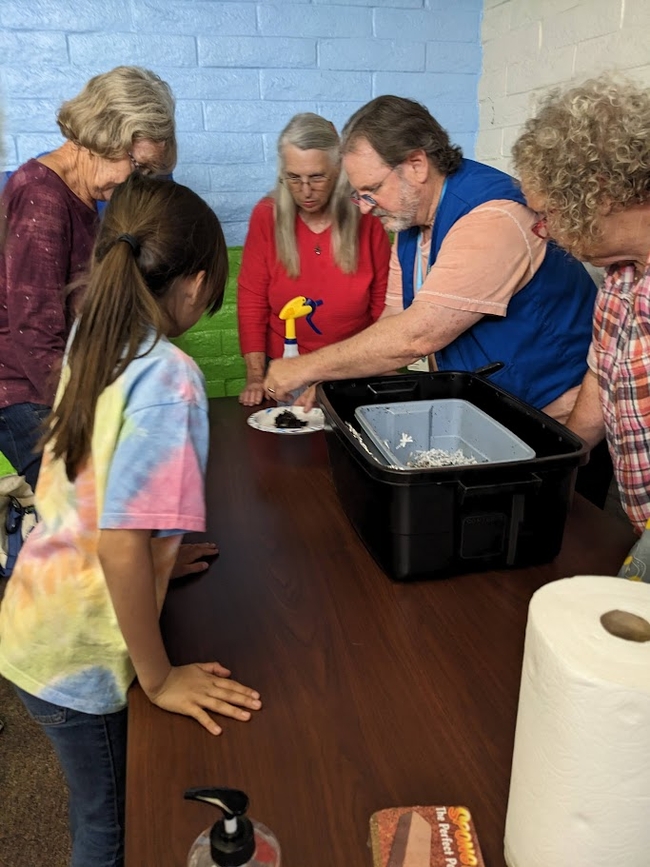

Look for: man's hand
[264,356,311,403]
[171,542,219,579]
[147,662,262,735]
[292,384,318,411]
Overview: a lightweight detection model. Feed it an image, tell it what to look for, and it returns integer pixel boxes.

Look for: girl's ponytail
[44,173,227,480]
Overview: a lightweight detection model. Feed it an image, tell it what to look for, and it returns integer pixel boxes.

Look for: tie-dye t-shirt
[0,335,209,715]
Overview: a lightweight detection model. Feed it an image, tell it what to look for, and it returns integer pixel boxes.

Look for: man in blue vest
[264,96,609,502]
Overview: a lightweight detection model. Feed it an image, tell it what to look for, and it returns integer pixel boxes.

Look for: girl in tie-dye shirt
[0,175,262,867]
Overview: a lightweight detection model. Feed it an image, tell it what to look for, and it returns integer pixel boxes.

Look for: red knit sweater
[237,197,390,359]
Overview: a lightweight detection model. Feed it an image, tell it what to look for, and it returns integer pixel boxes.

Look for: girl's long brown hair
[44,173,228,480]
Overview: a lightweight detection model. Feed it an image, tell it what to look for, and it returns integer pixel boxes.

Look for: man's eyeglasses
[350,164,397,207]
[283,174,330,190]
[531,213,549,240]
[128,152,154,177]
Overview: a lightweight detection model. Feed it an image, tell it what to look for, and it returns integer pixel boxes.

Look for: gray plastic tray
[355,398,536,468]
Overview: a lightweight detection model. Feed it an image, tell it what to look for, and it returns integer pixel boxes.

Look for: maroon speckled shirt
[0,159,98,408]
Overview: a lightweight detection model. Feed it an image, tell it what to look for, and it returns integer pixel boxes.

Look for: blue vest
[397,159,597,409]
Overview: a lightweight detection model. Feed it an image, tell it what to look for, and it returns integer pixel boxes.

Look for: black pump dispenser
[185,787,256,867]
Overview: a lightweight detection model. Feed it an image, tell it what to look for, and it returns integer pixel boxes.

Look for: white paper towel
[504,575,650,867]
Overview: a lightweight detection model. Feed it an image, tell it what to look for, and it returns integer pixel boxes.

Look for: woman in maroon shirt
[0,65,176,490]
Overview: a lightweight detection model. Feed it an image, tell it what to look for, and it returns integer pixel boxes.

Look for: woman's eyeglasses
[350,164,397,207]
[283,174,330,190]
[128,152,154,177]
[531,213,549,240]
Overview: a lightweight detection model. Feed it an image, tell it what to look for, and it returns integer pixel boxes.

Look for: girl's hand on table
[170,542,219,579]
[239,379,265,406]
[148,662,262,735]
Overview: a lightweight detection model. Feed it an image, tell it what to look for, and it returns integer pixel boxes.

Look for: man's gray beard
[380,211,416,233]
[374,181,420,233]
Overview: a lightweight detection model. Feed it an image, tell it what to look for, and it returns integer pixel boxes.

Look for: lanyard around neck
[415,177,448,293]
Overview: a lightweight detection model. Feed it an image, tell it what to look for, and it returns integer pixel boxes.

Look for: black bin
[317,372,589,581]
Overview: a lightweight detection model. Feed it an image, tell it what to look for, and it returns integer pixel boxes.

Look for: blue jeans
[0,402,50,490]
[15,687,127,867]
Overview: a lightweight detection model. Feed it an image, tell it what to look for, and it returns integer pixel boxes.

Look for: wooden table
[126,398,634,867]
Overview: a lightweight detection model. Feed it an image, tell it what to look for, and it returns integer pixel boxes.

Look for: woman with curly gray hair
[512,75,650,557]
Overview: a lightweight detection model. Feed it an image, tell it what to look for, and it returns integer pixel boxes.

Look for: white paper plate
[246,406,325,435]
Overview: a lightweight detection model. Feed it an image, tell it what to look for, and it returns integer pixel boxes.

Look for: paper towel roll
[504,575,650,867]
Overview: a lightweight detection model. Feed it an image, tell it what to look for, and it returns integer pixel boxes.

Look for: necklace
[298,210,331,256]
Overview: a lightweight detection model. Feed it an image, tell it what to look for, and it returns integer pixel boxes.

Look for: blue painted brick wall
[0,0,482,395]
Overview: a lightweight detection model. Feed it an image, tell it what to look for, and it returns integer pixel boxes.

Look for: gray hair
[273,112,360,277]
[57,66,177,174]
[341,95,462,175]
[512,74,650,256]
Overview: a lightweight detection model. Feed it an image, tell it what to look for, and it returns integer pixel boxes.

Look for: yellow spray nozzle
[279,295,324,343]
[279,296,314,322]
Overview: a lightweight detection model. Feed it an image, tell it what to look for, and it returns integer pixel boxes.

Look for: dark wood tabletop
[125,398,635,867]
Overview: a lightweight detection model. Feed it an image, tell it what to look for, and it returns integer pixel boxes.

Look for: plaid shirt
[589,258,650,532]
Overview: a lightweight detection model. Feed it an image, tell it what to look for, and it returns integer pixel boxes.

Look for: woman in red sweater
[237,113,391,406]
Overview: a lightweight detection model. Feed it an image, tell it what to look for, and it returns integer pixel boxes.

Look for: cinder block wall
[0,0,483,410]
[477,0,650,173]
[173,247,246,398]
[0,0,483,247]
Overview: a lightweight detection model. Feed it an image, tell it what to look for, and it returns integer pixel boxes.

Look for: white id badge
[407,357,430,372]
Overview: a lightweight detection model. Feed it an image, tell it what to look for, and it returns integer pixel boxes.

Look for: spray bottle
[185,787,281,867]
[276,295,323,404]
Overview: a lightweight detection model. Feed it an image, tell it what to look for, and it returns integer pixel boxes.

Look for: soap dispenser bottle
[185,787,281,867]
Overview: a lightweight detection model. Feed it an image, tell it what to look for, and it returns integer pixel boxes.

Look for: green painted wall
[172,245,246,398]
